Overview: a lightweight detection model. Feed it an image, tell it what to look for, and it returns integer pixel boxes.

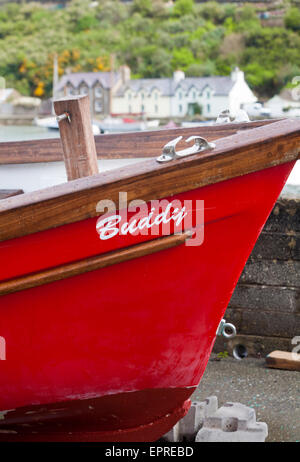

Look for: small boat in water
[35,115,102,135]
[94,116,159,133]
[35,115,159,135]
[0,95,299,441]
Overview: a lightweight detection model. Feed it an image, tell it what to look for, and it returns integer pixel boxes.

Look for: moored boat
[35,115,102,135]
[0,95,299,441]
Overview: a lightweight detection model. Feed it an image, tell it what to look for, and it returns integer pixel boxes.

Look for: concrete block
[163,422,180,442]
[224,308,300,338]
[263,199,300,233]
[179,397,218,441]
[196,402,268,442]
[239,260,300,288]
[162,396,218,442]
[252,232,300,261]
[229,285,299,313]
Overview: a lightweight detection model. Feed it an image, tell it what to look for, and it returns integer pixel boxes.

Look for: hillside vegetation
[0,0,300,99]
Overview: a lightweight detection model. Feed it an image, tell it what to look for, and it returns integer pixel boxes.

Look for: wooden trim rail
[0,231,192,296]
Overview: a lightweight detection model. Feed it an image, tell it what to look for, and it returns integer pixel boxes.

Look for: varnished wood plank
[0,120,278,164]
[0,189,23,200]
[266,350,300,371]
[0,118,299,242]
[54,95,99,180]
[0,231,191,296]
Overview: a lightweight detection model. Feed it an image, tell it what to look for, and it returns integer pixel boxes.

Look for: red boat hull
[0,389,192,442]
[0,161,295,441]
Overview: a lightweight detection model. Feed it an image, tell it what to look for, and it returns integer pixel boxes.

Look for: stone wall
[214,197,300,358]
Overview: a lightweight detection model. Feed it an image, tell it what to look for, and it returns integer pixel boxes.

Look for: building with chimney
[112,67,256,119]
[54,66,131,117]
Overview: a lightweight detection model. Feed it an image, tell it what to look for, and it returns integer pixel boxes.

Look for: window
[95,86,102,98]
[128,105,132,113]
[66,86,76,96]
[141,104,145,113]
[128,92,131,100]
[141,93,144,100]
[207,104,210,113]
[154,93,158,100]
[193,91,196,99]
[179,92,182,100]
[80,86,88,95]
[179,104,182,113]
[94,101,103,113]
[207,91,210,99]
[155,104,158,113]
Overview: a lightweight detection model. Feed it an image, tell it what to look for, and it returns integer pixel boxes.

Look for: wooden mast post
[53,95,99,181]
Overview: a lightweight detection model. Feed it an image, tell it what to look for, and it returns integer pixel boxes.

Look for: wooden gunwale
[0,119,277,164]
[0,118,299,243]
[0,189,23,200]
[0,231,191,296]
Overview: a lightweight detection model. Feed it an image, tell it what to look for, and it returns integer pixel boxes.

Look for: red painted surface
[0,161,295,441]
[0,399,191,442]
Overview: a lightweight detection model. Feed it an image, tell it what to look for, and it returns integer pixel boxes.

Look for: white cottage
[112,67,256,119]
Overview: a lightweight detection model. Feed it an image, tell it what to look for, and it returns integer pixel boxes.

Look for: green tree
[131,0,153,17]
[196,1,226,24]
[285,7,300,32]
[0,0,298,100]
[171,47,195,71]
[186,60,216,77]
[75,14,98,32]
[243,62,276,95]
[172,0,194,17]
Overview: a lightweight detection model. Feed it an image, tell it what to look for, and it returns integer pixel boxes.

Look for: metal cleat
[216,108,250,124]
[157,136,215,163]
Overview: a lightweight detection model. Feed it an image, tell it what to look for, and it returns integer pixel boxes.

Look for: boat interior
[0,118,281,196]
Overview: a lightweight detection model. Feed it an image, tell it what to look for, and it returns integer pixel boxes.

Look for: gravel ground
[191,354,300,442]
